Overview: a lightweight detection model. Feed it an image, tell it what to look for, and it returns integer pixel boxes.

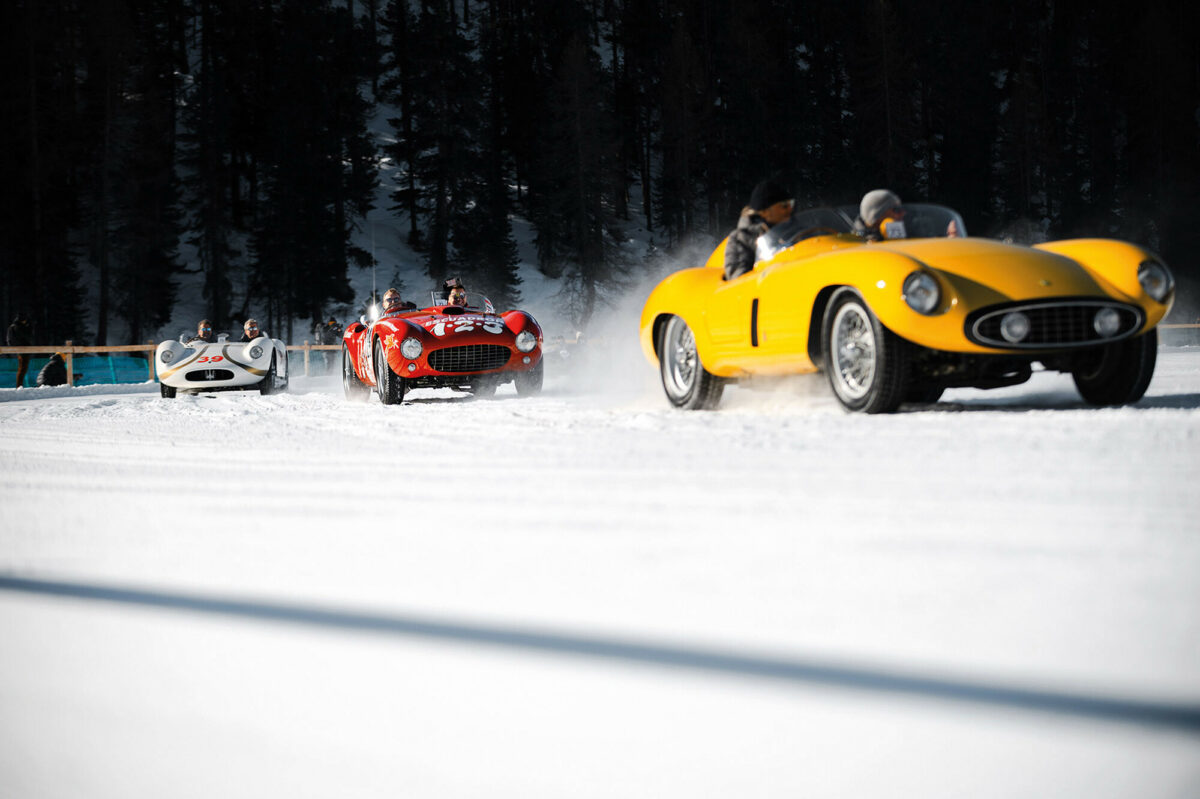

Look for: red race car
[342,290,544,404]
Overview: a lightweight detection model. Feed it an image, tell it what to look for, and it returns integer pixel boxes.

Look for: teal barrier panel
[1,355,153,387]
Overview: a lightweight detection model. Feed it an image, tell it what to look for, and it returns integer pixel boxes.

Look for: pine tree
[1,0,87,344]
[110,0,185,344]
[449,3,522,309]
[533,34,626,327]
[179,0,242,331]
[247,0,376,340]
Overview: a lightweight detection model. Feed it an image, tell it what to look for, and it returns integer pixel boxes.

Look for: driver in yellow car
[723,179,795,281]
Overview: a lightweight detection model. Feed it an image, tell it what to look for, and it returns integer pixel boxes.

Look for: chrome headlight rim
[248,345,264,359]
[999,311,1031,343]
[1138,259,1174,303]
[902,270,941,315]
[515,330,538,353]
[400,336,423,360]
[1092,307,1122,338]
[159,349,175,364]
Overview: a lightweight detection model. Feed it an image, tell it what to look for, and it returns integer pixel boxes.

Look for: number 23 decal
[197,355,224,363]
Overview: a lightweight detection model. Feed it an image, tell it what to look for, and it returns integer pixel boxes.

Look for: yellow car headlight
[1137,260,1173,303]
[902,271,940,315]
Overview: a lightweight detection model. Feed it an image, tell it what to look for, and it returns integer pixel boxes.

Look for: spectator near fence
[37,353,67,387]
[319,317,343,372]
[311,317,340,373]
[7,313,32,388]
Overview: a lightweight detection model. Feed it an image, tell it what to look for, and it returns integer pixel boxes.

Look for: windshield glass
[427,291,495,313]
[837,202,968,240]
[756,208,854,262]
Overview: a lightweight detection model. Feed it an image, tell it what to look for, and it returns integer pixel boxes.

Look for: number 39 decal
[197,355,224,363]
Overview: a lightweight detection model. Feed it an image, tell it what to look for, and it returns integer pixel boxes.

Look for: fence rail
[0,340,342,386]
[286,342,340,378]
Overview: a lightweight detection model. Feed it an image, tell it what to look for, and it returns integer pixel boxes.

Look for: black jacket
[723,210,769,281]
[7,319,31,346]
[37,355,67,387]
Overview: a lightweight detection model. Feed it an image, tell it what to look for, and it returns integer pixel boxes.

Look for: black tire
[515,359,544,396]
[160,382,176,399]
[658,315,724,410]
[374,339,406,405]
[1073,329,1157,406]
[821,291,908,413]
[343,343,370,402]
[259,356,277,395]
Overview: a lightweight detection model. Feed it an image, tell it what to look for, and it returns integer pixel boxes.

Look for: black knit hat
[748,180,791,212]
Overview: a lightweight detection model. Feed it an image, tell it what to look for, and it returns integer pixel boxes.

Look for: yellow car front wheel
[1072,329,1157,406]
[822,291,909,414]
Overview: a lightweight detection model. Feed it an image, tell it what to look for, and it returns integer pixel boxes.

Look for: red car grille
[428,344,511,373]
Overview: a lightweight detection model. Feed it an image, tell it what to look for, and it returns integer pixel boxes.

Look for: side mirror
[359,315,368,326]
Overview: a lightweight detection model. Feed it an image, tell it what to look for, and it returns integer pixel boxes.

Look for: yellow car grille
[967,300,1144,349]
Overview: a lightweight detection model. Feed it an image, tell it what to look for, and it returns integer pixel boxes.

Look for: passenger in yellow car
[854,189,907,241]
[723,180,794,281]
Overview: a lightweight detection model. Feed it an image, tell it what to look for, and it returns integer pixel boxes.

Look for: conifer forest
[4,0,1198,344]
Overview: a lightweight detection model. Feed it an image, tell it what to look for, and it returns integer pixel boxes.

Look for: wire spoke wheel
[662,317,699,400]
[343,344,369,401]
[658,315,724,410]
[831,303,877,400]
[822,292,907,414]
[374,340,406,405]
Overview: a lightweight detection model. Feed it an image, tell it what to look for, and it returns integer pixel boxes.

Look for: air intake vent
[966,299,1143,349]
[428,344,511,373]
[185,369,235,381]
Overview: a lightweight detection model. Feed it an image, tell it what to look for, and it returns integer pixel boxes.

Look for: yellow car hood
[869,237,1111,301]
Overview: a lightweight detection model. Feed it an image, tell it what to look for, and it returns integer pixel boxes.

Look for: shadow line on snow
[919,391,1200,413]
[2,573,1198,735]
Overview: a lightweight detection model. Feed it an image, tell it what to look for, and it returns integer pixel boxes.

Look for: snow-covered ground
[2,341,1199,798]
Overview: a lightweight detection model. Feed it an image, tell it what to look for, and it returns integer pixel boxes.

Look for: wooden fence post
[147,340,155,380]
[64,341,74,387]
[303,341,311,377]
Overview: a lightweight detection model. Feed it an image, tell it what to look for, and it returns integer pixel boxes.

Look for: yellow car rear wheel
[659,315,724,410]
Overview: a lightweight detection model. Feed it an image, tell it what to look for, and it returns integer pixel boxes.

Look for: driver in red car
[381,288,408,318]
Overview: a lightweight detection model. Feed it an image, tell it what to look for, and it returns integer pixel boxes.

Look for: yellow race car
[639,204,1175,413]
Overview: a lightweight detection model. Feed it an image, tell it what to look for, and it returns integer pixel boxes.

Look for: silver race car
[156,333,289,398]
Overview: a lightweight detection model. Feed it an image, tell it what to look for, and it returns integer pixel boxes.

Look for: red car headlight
[400,337,423,359]
[515,330,538,352]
